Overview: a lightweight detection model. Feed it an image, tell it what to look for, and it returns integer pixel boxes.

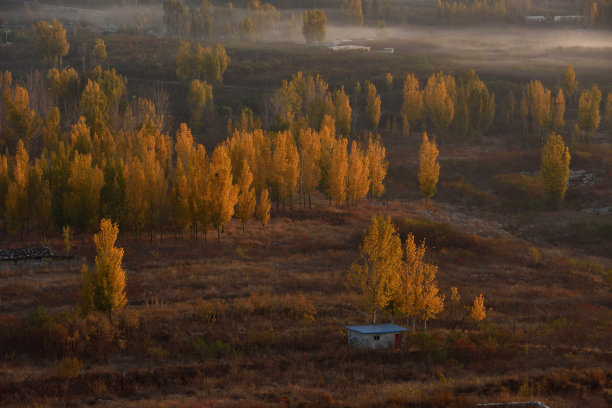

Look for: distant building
[377,48,394,54]
[525,16,546,23]
[553,15,585,23]
[329,45,371,52]
[345,324,408,349]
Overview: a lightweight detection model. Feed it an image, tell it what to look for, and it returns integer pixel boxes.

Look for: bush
[57,357,82,379]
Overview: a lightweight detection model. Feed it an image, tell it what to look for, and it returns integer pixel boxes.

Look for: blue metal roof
[344,324,408,334]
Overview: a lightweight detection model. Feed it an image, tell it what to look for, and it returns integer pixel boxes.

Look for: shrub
[57,357,82,379]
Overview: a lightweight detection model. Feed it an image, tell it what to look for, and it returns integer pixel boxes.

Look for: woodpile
[0,247,55,262]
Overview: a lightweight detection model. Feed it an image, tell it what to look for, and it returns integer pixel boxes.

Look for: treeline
[501,65,610,143]
[400,69,495,143]
[0,64,388,241]
[436,0,532,23]
[163,0,302,41]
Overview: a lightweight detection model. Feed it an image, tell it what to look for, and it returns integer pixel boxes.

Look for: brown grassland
[0,20,611,408]
[0,136,610,407]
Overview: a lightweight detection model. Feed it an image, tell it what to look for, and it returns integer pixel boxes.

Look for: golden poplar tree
[328,137,348,206]
[347,140,369,207]
[401,73,424,138]
[124,157,147,235]
[366,136,388,199]
[80,79,108,137]
[271,131,299,207]
[298,128,321,208]
[91,218,127,319]
[69,116,93,155]
[2,86,42,153]
[396,233,426,332]
[578,85,601,138]
[394,233,444,332]
[365,81,381,131]
[236,159,256,234]
[188,79,213,130]
[420,262,445,332]
[424,72,454,136]
[209,144,239,240]
[28,158,53,235]
[562,65,577,102]
[418,132,440,202]
[43,106,62,153]
[5,140,30,233]
[541,133,571,207]
[256,189,271,228]
[348,215,402,324]
[34,19,70,66]
[552,89,566,132]
[66,153,104,234]
[526,80,552,135]
[92,38,107,66]
[333,86,352,136]
[470,294,486,323]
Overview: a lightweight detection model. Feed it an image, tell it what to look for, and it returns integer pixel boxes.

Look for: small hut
[345,324,408,349]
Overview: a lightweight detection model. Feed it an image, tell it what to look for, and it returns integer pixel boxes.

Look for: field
[0,3,611,407]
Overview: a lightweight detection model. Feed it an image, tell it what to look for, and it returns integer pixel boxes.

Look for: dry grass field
[0,136,610,408]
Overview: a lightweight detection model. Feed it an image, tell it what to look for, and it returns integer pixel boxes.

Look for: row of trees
[502,65,608,141]
[401,70,496,142]
[436,0,532,23]
[268,71,382,135]
[0,66,389,240]
[348,215,486,329]
[163,0,290,41]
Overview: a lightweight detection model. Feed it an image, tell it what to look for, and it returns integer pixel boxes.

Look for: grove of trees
[348,215,449,331]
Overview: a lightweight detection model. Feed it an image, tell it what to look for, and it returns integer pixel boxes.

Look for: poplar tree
[5,141,30,233]
[347,140,370,207]
[302,9,327,44]
[348,215,402,324]
[401,73,424,138]
[418,132,440,202]
[91,218,127,320]
[298,128,321,208]
[256,189,271,228]
[328,137,348,206]
[578,85,601,138]
[365,81,381,131]
[562,65,577,102]
[552,89,566,132]
[92,38,107,67]
[2,86,42,153]
[236,159,256,234]
[81,79,109,137]
[526,80,552,135]
[367,136,387,199]
[209,144,238,240]
[65,153,104,234]
[333,86,352,136]
[541,133,571,207]
[188,79,213,130]
[424,72,454,136]
[34,19,70,66]
[470,294,486,323]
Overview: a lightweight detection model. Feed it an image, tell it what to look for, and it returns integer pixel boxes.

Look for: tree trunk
[372,309,376,325]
